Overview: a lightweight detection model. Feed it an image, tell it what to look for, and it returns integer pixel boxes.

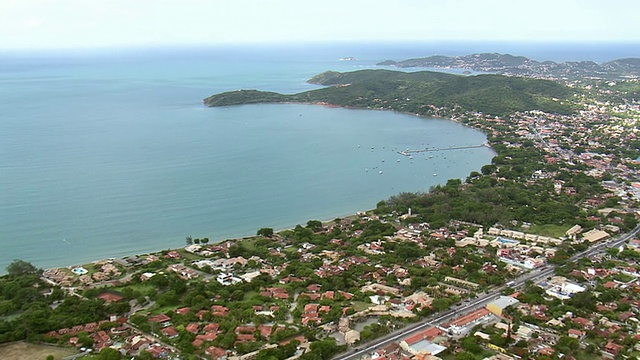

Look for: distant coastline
[377,52,640,80]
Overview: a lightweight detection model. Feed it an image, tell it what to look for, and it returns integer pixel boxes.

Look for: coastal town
[377,53,640,81]
[3,58,640,360]
[31,206,640,360]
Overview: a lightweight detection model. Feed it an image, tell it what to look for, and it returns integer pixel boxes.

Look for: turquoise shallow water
[2,42,635,271]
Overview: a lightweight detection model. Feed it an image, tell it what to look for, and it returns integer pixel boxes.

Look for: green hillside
[204,69,575,116]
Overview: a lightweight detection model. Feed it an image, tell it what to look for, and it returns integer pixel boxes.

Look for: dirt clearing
[0,342,78,360]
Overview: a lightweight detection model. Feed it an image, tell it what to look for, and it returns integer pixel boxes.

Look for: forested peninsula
[203,65,640,228]
[203,69,574,117]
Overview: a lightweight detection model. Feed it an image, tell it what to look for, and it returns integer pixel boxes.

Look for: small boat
[379,170,383,174]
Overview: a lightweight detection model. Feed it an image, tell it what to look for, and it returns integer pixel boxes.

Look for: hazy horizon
[2,0,640,50]
[2,41,639,66]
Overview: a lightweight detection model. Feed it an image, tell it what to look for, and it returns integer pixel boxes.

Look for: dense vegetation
[0,260,130,343]
[204,69,575,116]
[375,141,611,229]
[203,89,287,107]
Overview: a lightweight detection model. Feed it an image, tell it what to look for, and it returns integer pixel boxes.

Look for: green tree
[156,290,180,307]
[455,351,476,360]
[301,339,342,360]
[481,164,497,175]
[460,335,482,353]
[6,260,39,277]
[306,220,323,232]
[98,347,122,360]
[134,351,156,360]
[556,336,579,354]
[257,228,274,237]
[567,291,596,312]
[77,331,94,348]
[395,242,423,260]
[431,298,451,312]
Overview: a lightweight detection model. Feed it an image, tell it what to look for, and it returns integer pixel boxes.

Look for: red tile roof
[148,314,171,323]
[203,323,220,332]
[160,326,179,338]
[186,323,199,334]
[97,292,124,303]
[175,307,190,315]
[403,327,443,345]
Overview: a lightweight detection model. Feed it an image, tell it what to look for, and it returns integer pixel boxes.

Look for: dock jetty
[397,143,490,156]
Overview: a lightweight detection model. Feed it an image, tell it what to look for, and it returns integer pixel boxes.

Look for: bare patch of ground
[0,341,78,360]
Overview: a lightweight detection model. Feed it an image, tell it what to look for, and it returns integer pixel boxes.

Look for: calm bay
[6,41,629,271]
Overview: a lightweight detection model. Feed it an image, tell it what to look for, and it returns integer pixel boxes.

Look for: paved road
[333,225,640,360]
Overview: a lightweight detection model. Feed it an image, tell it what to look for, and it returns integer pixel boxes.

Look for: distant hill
[378,53,640,80]
[204,69,574,117]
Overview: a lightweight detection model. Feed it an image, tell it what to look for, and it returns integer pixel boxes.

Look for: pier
[398,143,490,156]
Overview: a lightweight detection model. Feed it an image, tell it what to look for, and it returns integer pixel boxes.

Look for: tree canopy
[6,259,39,277]
[204,69,575,117]
[257,228,274,237]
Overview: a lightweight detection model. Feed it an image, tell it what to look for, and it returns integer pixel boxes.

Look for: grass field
[112,283,154,295]
[237,238,258,251]
[525,224,569,238]
[243,290,259,301]
[0,342,78,360]
[352,301,371,312]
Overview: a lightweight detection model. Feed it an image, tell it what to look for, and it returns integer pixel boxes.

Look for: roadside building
[344,330,360,345]
[544,280,587,300]
[566,225,582,239]
[582,229,610,243]
[399,327,446,356]
[486,296,520,317]
[439,308,494,336]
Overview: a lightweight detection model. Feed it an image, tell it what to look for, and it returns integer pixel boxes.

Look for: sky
[1,0,639,50]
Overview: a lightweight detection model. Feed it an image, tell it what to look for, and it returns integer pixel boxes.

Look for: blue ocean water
[1,42,638,271]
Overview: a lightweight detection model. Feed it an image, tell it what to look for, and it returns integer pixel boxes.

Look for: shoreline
[8,103,494,275]
[40,210,371,276]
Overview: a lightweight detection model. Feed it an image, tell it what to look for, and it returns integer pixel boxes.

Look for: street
[333,224,640,360]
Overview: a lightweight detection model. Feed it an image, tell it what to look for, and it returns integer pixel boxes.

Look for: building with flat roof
[439,308,494,336]
[566,225,582,239]
[543,279,587,300]
[582,229,610,243]
[487,296,520,317]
